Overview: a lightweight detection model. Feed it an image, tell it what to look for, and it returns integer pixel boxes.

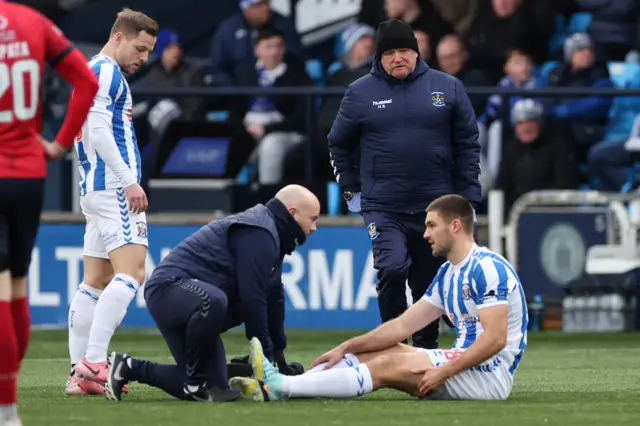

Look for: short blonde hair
[110,8,159,38]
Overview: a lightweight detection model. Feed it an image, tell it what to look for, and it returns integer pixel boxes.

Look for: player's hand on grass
[411,365,453,396]
[40,138,67,160]
[124,183,148,214]
[310,345,346,371]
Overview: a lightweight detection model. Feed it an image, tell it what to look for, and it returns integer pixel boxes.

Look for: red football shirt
[0,2,72,178]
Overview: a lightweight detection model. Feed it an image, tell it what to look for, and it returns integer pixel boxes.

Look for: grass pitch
[19,330,640,426]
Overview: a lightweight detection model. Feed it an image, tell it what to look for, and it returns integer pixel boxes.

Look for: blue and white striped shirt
[74,55,141,195]
[424,244,528,375]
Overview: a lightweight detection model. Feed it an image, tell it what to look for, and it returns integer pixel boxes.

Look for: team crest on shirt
[367,222,380,240]
[431,92,446,107]
[462,283,471,300]
[136,221,148,239]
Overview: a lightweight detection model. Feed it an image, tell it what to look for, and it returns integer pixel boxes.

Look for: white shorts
[419,348,513,400]
[80,189,148,259]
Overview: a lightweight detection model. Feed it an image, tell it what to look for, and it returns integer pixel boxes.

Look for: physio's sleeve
[267,266,287,353]
[89,64,137,187]
[327,85,361,192]
[452,79,482,205]
[470,258,513,309]
[229,227,278,358]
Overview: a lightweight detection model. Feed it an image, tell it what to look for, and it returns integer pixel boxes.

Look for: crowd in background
[37,0,640,215]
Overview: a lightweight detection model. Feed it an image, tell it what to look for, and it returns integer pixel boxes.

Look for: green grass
[18,330,640,426]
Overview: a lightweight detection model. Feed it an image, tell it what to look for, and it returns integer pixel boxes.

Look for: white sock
[284,363,374,399]
[68,283,103,366]
[85,273,139,363]
[304,353,360,374]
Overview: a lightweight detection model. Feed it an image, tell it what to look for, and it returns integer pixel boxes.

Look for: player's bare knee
[109,244,147,284]
[10,276,27,299]
[0,270,11,301]
[366,354,399,387]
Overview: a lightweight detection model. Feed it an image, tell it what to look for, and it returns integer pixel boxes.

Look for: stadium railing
[130,85,640,183]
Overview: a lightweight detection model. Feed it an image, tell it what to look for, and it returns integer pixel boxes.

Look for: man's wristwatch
[343,191,356,202]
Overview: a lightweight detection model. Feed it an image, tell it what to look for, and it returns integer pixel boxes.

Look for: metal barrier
[488,189,640,268]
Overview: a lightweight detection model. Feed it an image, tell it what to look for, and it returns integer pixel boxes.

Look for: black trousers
[128,278,231,400]
[362,211,445,349]
[0,178,45,276]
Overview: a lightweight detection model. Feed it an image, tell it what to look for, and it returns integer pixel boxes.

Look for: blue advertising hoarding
[29,224,403,330]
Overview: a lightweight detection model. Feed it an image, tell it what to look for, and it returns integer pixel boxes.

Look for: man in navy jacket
[103,185,320,403]
[328,19,481,349]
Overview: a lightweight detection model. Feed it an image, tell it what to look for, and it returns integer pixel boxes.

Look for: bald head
[275,185,320,236]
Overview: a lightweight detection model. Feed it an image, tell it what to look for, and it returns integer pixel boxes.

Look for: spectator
[436,35,493,115]
[230,28,311,185]
[478,47,546,186]
[496,99,579,213]
[301,23,376,182]
[464,0,553,82]
[576,0,640,62]
[548,33,614,159]
[359,0,453,63]
[414,29,431,64]
[429,0,480,38]
[479,47,545,128]
[136,29,208,122]
[384,0,453,61]
[210,0,305,86]
[588,115,640,191]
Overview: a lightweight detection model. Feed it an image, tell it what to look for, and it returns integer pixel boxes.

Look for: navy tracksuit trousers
[126,278,231,400]
[363,211,445,349]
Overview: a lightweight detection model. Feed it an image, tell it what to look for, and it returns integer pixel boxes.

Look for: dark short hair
[254,27,285,46]
[426,194,474,234]
[505,46,533,62]
[110,8,159,38]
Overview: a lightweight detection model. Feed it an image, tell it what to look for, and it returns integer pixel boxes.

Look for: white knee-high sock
[68,283,102,368]
[85,273,139,363]
[284,363,374,399]
[304,353,360,374]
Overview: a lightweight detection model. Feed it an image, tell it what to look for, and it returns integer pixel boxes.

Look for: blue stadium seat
[334,33,346,59]
[327,61,344,76]
[603,62,640,142]
[548,13,592,55]
[567,13,592,34]
[206,110,230,122]
[539,60,560,85]
[306,59,325,86]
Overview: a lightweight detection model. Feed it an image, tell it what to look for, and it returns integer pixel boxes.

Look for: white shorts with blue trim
[418,348,513,400]
[80,189,148,259]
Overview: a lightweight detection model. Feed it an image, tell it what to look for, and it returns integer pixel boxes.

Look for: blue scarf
[248,62,286,113]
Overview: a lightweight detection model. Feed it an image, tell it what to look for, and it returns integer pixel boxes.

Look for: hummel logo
[372,99,392,109]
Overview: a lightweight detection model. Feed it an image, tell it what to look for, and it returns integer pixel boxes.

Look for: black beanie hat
[375,19,420,58]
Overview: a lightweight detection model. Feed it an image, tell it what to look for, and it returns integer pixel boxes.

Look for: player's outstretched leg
[106,352,254,402]
[230,338,431,401]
